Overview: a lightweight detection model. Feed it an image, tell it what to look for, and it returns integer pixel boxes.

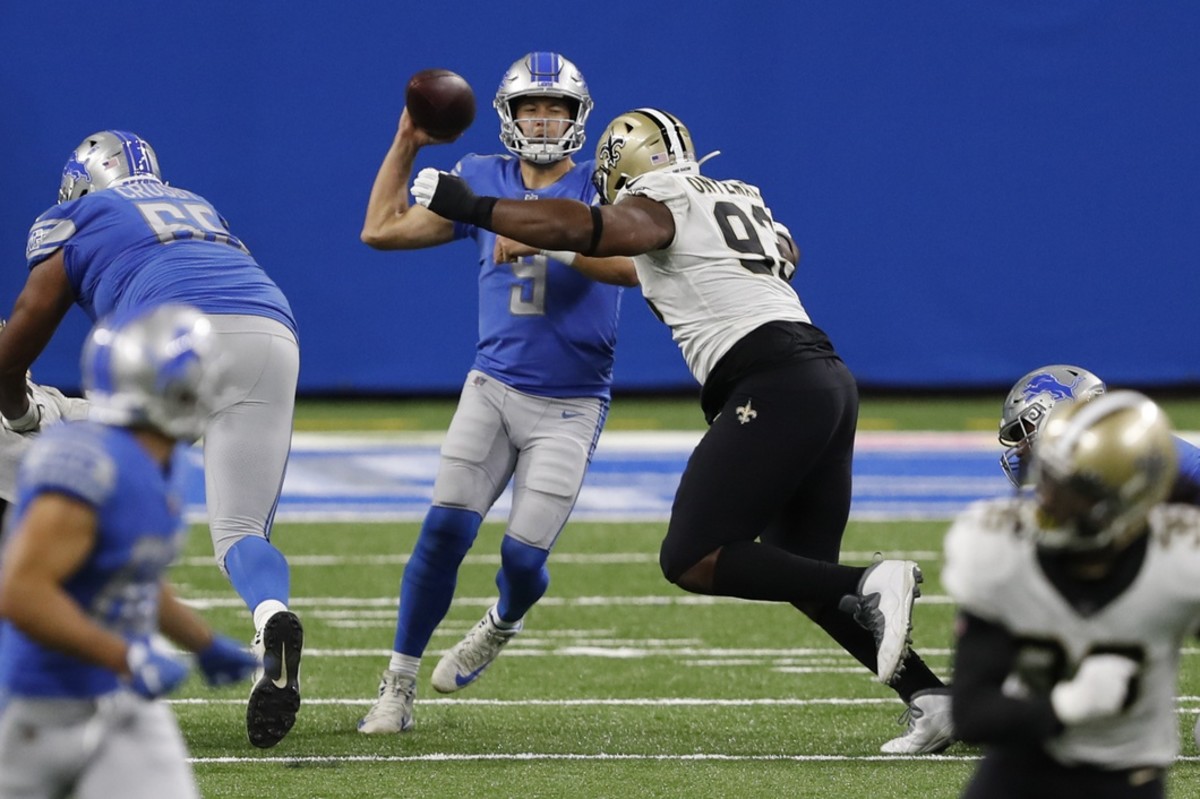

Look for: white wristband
[2,401,40,433]
[539,249,577,265]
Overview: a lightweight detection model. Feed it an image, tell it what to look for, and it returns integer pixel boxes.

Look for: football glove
[126,641,190,700]
[411,167,496,228]
[197,634,259,686]
[1050,653,1138,725]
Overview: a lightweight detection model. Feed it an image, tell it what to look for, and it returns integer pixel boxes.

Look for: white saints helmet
[998,364,1106,487]
[1032,390,1177,553]
[591,108,699,205]
[82,304,222,442]
[58,130,161,204]
[494,52,593,165]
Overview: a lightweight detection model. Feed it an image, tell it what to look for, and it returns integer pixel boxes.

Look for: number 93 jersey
[943,498,1200,769]
[618,171,811,385]
[24,178,296,337]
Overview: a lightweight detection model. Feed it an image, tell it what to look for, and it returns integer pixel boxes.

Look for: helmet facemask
[59,130,161,204]
[495,52,593,165]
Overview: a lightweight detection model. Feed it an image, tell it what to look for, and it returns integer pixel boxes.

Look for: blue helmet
[59,130,161,203]
[81,304,220,442]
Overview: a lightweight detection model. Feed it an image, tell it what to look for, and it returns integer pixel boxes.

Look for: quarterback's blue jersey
[450,155,622,400]
[0,422,189,698]
[24,177,296,338]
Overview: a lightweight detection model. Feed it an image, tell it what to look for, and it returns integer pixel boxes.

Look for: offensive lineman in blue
[357,52,637,733]
[0,131,303,748]
[0,305,258,799]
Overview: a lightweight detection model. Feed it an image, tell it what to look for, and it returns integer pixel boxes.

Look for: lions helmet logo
[1022,372,1084,402]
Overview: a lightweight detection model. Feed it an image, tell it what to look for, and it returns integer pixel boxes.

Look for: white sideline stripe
[181,594,959,609]
[188,753,984,765]
[170,695,1200,711]
[170,697,901,707]
[187,753,1200,765]
[290,646,958,658]
[175,550,943,568]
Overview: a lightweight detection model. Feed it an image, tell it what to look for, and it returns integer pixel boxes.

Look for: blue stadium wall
[3,1,1197,393]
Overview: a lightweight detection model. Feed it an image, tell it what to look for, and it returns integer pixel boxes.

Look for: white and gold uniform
[619,170,809,384]
[945,497,1200,770]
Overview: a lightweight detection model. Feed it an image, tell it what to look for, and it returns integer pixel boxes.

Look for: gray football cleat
[357,670,417,734]
[881,688,955,754]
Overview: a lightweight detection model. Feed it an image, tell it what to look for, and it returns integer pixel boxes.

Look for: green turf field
[169,394,1200,797]
[294,393,1200,433]
[172,517,1200,799]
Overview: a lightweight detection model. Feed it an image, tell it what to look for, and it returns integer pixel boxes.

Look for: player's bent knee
[660,545,718,594]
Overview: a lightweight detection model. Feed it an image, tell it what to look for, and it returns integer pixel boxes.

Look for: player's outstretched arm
[412,168,674,258]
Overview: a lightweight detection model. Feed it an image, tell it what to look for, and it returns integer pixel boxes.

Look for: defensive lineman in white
[946,391,1198,799]
[410,106,952,751]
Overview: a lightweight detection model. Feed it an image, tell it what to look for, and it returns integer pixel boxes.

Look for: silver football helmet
[58,130,161,204]
[998,364,1106,487]
[494,52,593,164]
[82,304,221,442]
[1031,391,1176,553]
[592,108,699,205]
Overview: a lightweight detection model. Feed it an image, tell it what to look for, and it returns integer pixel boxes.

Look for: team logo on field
[736,400,757,425]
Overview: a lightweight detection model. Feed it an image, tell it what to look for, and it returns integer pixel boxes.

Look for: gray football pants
[0,694,198,799]
[205,315,299,567]
[432,370,607,549]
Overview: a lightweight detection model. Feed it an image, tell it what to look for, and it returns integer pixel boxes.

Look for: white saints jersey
[619,170,811,384]
[943,498,1200,768]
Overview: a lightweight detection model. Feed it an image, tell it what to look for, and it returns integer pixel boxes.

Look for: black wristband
[584,205,604,255]
[468,196,497,229]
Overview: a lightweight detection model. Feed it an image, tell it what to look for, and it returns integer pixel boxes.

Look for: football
[405,69,476,139]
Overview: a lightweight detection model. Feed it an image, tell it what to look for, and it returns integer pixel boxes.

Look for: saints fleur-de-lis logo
[597,135,626,170]
[736,400,757,425]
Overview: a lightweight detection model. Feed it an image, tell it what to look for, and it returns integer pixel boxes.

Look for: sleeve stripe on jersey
[26,218,77,260]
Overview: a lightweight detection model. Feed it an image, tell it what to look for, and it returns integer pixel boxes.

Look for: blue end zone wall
[3,1,1198,393]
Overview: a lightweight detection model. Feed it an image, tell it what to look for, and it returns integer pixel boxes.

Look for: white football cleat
[431,605,521,693]
[881,688,955,754]
[850,560,922,685]
[357,670,417,734]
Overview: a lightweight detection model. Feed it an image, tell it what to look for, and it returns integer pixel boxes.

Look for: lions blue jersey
[450,155,622,399]
[0,422,189,698]
[24,177,297,338]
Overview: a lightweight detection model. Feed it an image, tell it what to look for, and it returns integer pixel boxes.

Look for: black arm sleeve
[951,611,1064,745]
